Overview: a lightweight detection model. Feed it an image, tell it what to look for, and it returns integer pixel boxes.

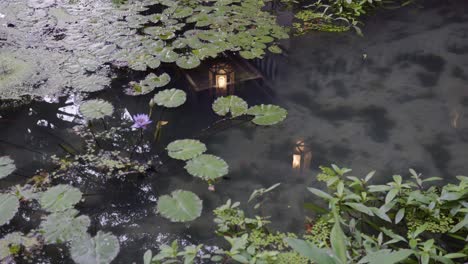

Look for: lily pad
[167,139,207,160]
[158,48,179,63]
[184,154,229,181]
[247,104,287,126]
[0,156,16,179]
[143,72,171,88]
[0,232,41,260]
[40,184,83,212]
[70,231,120,264]
[0,194,20,226]
[176,55,201,69]
[268,45,282,54]
[40,209,90,244]
[153,89,187,108]
[212,96,248,117]
[157,190,202,222]
[173,6,193,19]
[79,100,114,120]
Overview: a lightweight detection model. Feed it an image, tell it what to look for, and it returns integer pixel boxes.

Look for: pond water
[1,0,468,262]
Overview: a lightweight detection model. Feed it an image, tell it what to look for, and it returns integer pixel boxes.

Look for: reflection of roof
[182,55,264,93]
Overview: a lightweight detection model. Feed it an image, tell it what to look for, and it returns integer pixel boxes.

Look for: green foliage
[39,184,83,213]
[79,100,114,120]
[247,104,288,126]
[184,154,229,182]
[157,190,203,222]
[70,231,120,264]
[153,88,187,108]
[0,232,41,260]
[0,156,16,179]
[127,73,171,96]
[0,194,20,226]
[166,139,207,161]
[212,96,249,118]
[40,209,90,244]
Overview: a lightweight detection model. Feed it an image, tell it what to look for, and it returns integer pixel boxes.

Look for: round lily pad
[0,156,16,179]
[70,231,120,264]
[212,96,248,117]
[153,88,187,108]
[184,154,229,181]
[79,100,114,120]
[247,104,287,126]
[0,194,19,226]
[176,55,201,69]
[40,184,83,212]
[40,209,90,244]
[157,190,202,222]
[167,139,207,160]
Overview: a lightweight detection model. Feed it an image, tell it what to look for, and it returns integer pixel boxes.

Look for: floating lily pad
[79,100,114,120]
[173,6,193,19]
[153,89,186,108]
[247,104,287,126]
[158,48,179,63]
[0,194,19,226]
[157,190,202,222]
[126,73,171,96]
[0,232,40,260]
[0,156,16,179]
[70,231,120,264]
[184,154,229,181]
[176,55,201,69]
[212,96,248,117]
[40,209,90,244]
[167,139,207,160]
[40,185,83,212]
[268,45,282,54]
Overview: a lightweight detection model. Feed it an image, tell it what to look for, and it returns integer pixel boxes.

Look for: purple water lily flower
[131,114,152,129]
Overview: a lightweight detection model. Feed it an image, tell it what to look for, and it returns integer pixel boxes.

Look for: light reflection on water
[1,0,468,262]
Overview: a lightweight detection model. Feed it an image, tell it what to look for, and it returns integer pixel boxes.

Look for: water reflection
[292,140,312,173]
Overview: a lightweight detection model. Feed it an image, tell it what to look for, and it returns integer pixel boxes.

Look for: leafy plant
[39,184,83,213]
[0,194,20,226]
[40,209,90,244]
[184,154,229,182]
[0,156,15,179]
[247,104,288,126]
[212,96,249,118]
[166,139,207,161]
[153,88,187,108]
[70,231,120,264]
[157,190,203,222]
[79,100,114,120]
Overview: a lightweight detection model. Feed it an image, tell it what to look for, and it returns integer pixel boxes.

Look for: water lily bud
[149,98,155,108]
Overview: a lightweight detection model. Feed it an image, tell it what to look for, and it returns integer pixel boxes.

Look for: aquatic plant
[156,190,203,222]
[39,184,83,212]
[166,139,207,161]
[126,73,171,96]
[0,194,20,226]
[69,231,120,264]
[153,88,187,108]
[132,114,153,129]
[184,154,229,182]
[0,156,15,179]
[40,209,90,244]
[247,104,288,126]
[212,95,249,118]
[79,99,114,120]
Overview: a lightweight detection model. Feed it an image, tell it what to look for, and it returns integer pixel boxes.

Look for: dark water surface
[1,1,468,262]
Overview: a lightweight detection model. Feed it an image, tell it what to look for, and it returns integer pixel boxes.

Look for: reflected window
[209,62,235,96]
[292,140,312,172]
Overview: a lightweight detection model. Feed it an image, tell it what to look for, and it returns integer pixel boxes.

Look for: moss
[248,229,297,251]
[303,217,332,247]
[275,251,310,264]
[406,210,455,234]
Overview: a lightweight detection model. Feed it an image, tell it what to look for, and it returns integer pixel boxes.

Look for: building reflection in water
[292,140,312,172]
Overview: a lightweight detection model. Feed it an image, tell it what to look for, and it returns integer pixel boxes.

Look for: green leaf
[358,249,413,264]
[212,96,248,118]
[307,187,333,200]
[247,104,287,126]
[79,100,114,120]
[185,154,229,181]
[143,72,171,89]
[371,207,392,222]
[345,202,374,216]
[450,215,468,233]
[385,188,399,204]
[0,194,19,226]
[284,238,335,264]
[40,184,83,212]
[143,250,152,264]
[167,139,207,161]
[268,45,282,54]
[40,209,90,244]
[176,55,201,69]
[331,218,347,263]
[0,156,15,179]
[157,190,203,222]
[153,88,187,108]
[395,208,405,224]
[70,231,120,264]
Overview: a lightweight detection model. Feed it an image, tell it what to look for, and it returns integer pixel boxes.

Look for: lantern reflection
[209,62,234,95]
[292,140,312,172]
